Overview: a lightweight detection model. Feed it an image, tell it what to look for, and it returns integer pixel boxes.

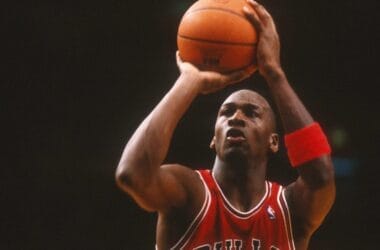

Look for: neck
[211,156,267,212]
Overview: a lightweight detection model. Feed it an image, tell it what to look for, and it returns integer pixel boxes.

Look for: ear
[269,133,279,153]
[210,136,216,150]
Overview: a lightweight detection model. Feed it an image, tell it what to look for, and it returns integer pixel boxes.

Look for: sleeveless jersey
[170,170,295,250]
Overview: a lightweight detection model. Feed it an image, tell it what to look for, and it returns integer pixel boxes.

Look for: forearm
[263,67,314,132]
[264,67,334,181]
[116,73,201,184]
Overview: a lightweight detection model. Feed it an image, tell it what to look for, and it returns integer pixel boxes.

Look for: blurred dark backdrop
[2,0,379,249]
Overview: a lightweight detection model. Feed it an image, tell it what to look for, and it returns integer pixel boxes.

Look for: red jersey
[171,170,295,250]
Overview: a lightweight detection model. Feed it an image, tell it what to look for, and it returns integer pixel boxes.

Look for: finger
[246,0,272,22]
[243,5,262,32]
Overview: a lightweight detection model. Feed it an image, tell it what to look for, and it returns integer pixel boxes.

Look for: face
[211,90,278,162]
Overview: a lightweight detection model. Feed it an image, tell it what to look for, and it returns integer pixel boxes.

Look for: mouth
[226,128,246,143]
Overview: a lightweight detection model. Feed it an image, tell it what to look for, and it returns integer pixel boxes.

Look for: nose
[228,109,245,127]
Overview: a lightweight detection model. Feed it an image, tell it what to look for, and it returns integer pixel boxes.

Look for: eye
[219,106,235,117]
[243,106,257,118]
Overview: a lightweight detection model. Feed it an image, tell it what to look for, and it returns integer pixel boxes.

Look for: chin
[224,148,248,163]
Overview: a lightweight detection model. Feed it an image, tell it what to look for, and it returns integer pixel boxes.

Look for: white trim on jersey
[277,186,296,250]
[169,171,212,250]
[211,171,270,218]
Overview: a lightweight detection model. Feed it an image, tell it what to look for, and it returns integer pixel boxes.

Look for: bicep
[120,164,202,212]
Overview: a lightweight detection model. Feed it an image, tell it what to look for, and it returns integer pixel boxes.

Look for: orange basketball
[177,0,257,73]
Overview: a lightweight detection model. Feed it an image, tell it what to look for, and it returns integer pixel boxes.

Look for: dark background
[3,0,379,249]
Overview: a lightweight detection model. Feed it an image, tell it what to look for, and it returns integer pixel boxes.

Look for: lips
[226,128,246,143]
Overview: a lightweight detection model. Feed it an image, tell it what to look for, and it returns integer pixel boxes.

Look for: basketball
[177,0,257,73]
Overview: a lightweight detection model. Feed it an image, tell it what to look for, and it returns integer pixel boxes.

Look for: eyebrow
[221,102,262,111]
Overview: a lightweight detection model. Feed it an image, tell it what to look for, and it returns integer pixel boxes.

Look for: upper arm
[285,155,336,237]
[116,163,205,213]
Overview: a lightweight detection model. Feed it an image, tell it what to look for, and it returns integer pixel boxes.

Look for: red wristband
[284,122,331,167]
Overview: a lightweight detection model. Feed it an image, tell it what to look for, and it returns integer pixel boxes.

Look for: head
[210,89,279,163]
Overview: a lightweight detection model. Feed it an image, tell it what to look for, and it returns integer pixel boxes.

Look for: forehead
[221,90,270,109]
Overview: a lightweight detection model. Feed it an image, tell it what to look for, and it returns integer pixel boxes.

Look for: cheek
[214,129,223,147]
[213,121,225,148]
[249,123,269,143]
[214,120,224,137]
[253,127,273,147]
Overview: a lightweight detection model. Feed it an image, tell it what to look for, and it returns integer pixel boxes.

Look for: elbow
[314,166,336,202]
[322,158,335,185]
[115,159,153,193]
[300,157,335,190]
[316,162,335,187]
[115,163,158,212]
[115,162,135,191]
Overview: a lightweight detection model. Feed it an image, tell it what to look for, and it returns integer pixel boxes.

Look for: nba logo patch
[267,206,276,220]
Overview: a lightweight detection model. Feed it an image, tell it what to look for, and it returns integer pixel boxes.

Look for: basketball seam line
[177,34,257,46]
[185,7,249,22]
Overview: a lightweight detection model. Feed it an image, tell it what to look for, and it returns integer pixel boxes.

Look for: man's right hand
[176,51,256,95]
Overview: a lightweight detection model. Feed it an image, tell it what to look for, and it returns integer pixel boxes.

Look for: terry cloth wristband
[284,122,331,167]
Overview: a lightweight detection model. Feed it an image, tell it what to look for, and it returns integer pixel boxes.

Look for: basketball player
[115,1,335,249]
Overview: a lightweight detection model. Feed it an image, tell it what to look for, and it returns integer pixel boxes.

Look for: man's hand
[243,0,282,79]
[176,51,256,95]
